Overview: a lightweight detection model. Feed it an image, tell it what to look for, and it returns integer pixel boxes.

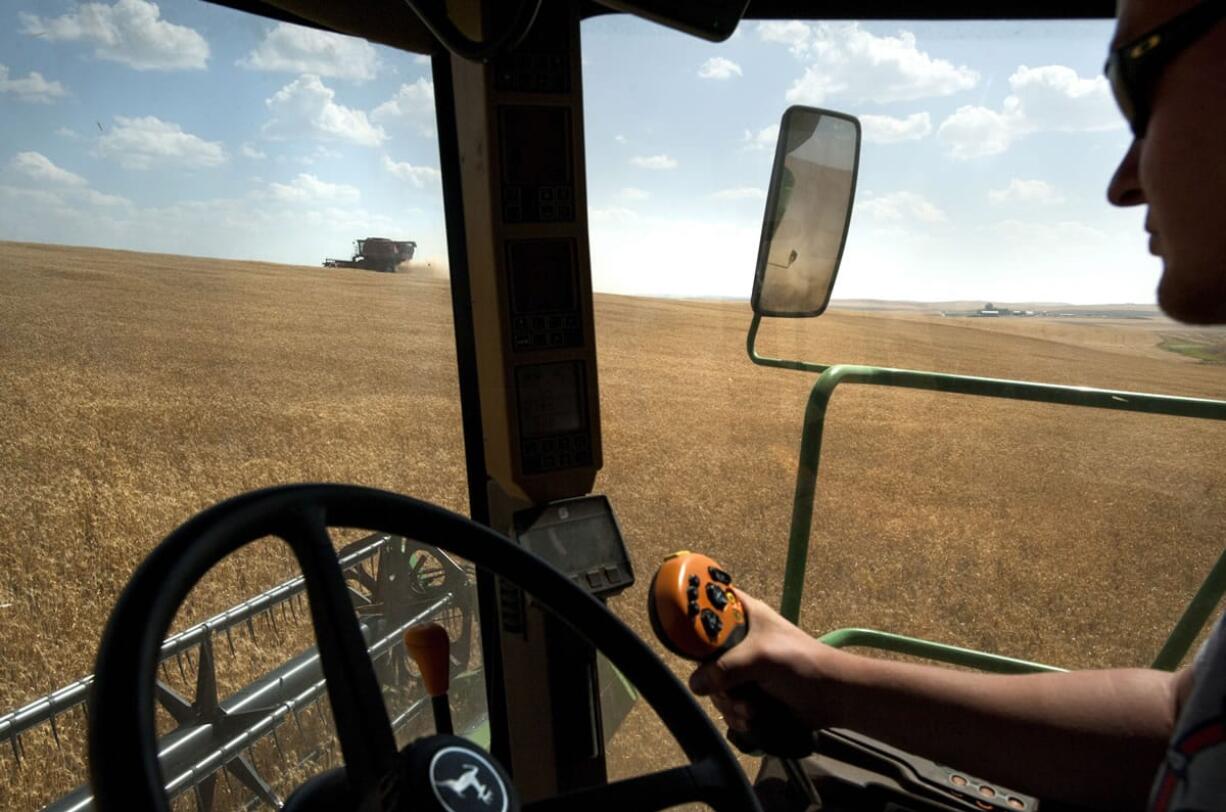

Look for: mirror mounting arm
[745,313,831,375]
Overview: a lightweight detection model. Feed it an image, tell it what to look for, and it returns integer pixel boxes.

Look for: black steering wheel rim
[88,483,762,811]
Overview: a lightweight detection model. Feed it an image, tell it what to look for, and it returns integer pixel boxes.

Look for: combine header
[323,238,417,273]
[1,533,479,810]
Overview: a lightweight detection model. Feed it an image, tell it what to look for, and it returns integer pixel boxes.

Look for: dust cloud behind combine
[2,241,1225,808]
[400,255,449,279]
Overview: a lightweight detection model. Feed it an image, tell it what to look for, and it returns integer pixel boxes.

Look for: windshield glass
[578,12,1226,789]
[0,3,470,808]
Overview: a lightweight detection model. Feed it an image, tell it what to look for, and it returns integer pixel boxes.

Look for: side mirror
[751,107,860,318]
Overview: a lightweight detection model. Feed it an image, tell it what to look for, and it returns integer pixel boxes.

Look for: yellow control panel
[452,4,600,505]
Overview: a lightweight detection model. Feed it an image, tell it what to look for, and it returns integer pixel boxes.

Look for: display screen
[500,106,572,187]
[515,361,585,438]
[513,496,634,594]
[521,516,621,574]
[508,239,577,314]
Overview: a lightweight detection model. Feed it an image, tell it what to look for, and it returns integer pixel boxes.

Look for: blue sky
[0,1,1154,304]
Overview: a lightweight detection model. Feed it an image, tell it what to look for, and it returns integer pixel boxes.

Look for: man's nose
[1107,138,1146,207]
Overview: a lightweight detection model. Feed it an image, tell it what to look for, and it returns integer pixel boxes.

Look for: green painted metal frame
[748,312,1226,672]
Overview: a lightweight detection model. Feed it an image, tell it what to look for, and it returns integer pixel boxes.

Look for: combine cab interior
[1,1,1224,811]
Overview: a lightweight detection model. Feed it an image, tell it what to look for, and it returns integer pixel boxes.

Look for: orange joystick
[648,551,747,661]
[404,622,453,734]
[648,552,817,761]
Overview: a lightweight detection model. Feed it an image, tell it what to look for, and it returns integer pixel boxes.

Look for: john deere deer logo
[437,764,494,805]
[429,746,507,812]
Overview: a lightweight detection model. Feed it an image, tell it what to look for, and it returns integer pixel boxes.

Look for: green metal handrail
[749,312,1226,670]
[818,628,1066,674]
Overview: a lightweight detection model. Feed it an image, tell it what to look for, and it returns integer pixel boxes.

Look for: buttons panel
[521,432,592,474]
[512,313,582,352]
[502,185,575,224]
[495,52,570,94]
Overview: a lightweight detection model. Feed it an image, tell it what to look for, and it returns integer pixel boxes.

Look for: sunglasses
[1105,0,1226,138]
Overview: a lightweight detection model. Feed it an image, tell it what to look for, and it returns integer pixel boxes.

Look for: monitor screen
[508,239,577,315]
[500,106,572,187]
[515,361,585,438]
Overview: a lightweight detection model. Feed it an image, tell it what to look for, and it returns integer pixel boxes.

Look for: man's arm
[689,591,1191,811]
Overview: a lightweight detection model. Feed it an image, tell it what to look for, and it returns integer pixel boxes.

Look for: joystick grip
[648,551,816,759]
[726,685,816,758]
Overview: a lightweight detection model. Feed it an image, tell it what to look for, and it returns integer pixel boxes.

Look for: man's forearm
[818,649,1178,810]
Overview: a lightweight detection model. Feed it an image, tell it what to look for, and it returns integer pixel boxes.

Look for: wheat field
[2,240,1225,808]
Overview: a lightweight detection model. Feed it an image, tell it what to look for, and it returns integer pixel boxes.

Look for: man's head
[1107,0,1226,324]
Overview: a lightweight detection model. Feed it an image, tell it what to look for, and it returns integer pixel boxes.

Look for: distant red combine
[323,237,417,273]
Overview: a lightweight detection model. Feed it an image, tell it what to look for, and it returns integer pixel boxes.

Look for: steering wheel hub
[408,735,517,812]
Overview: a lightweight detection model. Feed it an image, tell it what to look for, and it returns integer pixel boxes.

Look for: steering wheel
[88,484,763,812]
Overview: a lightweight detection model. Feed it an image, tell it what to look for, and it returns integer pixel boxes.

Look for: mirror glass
[752,107,861,317]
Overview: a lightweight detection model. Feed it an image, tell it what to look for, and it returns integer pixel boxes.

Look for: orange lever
[404,622,451,698]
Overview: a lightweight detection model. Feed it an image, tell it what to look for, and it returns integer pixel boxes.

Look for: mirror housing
[751,107,860,318]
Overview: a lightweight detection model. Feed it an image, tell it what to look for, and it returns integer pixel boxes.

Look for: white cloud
[55,127,82,139]
[264,74,386,146]
[276,144,343,166]
[10,152,88,186]
[0,184,132,249]
[382,155,441,187]
[710,187,766,201]
[756,21,812,56]
[96,115,226,170]
[743,123,779,151]
[614,134,627,144]
[371,78,436,137]
[240,143,266,160]
[617,187,649,201]
[988,178,1065,205]
[860,191,947,224]
[0,64,68,103]
[698,57,742,80]
[860,112,932,144]
[937,64,1121,159]
[1008,64,1120,131]
[82,188,131,207]
[0,184,70,212]
[1,154,130,218]
[266,173,360,203]
[937,104,1020,158]
[239,23,379,81]
[20,0,209,71]
[762,22,978,104]
[630,154,677,170]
